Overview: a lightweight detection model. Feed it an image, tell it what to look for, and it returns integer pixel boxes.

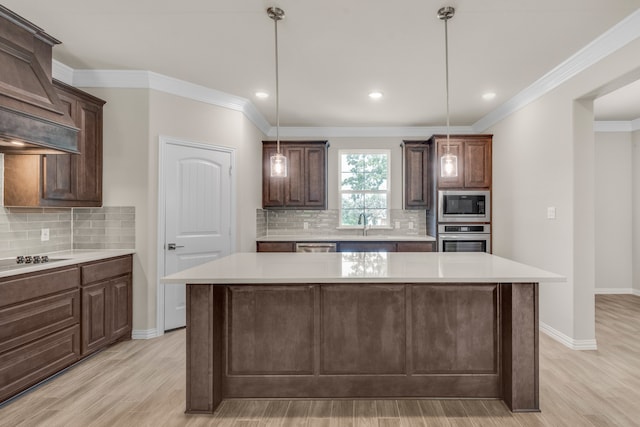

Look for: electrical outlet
[303,222,309,230]
[41,228,50,242]
[395,221,400,229]
[547,207,556,220]
[408,221,414,230]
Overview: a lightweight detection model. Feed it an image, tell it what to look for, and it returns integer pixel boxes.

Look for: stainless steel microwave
[438,190,490,223]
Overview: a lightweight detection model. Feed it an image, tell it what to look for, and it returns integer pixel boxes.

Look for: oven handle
[438,234,490,240]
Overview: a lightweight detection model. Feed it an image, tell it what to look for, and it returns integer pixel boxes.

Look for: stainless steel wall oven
[438,223,491,253]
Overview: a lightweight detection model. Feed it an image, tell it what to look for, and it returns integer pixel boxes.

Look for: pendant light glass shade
[441,152,458,177]
[268,7,287,178]
[438,6,458,178]
[270,152,287,177]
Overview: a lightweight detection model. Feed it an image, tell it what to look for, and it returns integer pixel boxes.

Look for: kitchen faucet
[357,213,370,236]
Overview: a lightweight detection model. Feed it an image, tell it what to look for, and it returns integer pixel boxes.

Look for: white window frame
[338,149,391,228]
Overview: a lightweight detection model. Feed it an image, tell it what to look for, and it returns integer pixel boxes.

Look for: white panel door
[164,142,232,331]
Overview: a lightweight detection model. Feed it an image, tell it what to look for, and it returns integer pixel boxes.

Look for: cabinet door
[305,146,326,208]
[75,99,102,202]
[464,140,492,188]
[42,82,104,206]
[262,144,284,207]
[111,275,132,341]
[43,90,76,201]
[404,143,431,209]
[284,146,305,207]
[81,281,111,355]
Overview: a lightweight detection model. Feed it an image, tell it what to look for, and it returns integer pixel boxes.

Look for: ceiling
[4,0,640,127]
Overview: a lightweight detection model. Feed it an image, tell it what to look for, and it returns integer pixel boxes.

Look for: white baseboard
[131,329,158,340]
[635,289,640,297]
[539,322,597,351]
[594,288,635,295]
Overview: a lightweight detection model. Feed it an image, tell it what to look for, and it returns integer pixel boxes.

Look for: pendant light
[268,7,287,178]
[438,6,458,178]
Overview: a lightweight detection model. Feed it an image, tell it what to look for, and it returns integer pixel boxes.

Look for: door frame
[156,135,236,337]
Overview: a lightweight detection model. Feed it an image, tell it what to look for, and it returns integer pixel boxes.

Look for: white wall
[634,130,640,294]
[489,36,640,348]
[82,87,263,332]
[594,132,633,293]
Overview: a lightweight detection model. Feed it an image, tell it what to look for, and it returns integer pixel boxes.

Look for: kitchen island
[161,252,563,414]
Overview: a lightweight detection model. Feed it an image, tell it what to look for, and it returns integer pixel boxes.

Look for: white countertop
[161,252,565,285]
[0,250,135,279]
[257,234,436,242]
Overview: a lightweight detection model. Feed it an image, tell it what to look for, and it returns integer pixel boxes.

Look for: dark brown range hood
[0,5,79,154]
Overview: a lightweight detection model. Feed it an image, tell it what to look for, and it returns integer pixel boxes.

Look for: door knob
[167,243,185,250]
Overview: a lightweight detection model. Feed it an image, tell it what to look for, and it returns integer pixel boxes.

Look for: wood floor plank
[1,296,640,426]
[354,400,377,427]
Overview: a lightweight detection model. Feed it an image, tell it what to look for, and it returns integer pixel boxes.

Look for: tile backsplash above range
[0,206,135,259]
[257,209,427,238]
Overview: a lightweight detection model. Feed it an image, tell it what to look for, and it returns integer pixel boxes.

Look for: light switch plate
[547,207,556,220]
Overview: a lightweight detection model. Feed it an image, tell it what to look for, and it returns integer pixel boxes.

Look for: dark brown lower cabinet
[0,255,132,403]
[81,256,133,355]
[257,240,436,252]
[187,282,538,413]
[0,266,81,403]
[81,281,110,354]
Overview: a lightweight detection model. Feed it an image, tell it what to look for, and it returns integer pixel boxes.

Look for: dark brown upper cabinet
[403,140,435,210]
[432,135,492,189]
[3,82,105,207]
[262,141,328,209]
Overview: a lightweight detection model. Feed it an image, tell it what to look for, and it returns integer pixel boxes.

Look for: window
[339,150,390,227]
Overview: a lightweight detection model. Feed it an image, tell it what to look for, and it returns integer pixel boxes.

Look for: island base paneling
[185,282,539,414]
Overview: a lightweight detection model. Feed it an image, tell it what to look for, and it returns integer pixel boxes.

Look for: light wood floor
[1,295,639,427]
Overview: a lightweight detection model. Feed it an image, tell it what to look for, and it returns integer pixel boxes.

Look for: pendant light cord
[444,16,450,153]
[274,13,281,155]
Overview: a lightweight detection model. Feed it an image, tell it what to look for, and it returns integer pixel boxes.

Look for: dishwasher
[295,242,337,252]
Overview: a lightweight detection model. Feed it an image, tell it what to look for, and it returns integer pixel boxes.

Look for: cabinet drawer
[0,325,80,403]
[396,242,435,252]
[338,242,397,252]
[257,242,295,252]
[0,289,80,354]
[81,256,132,285]
[0,267,80,308]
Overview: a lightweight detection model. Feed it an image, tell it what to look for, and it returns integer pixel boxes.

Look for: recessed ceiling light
[482,92,496,100]
[10,141,25,146]
[368,91,383,100]
[255,91,269,99]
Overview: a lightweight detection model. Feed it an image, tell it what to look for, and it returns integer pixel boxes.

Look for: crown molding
[52,59,74,85]
[269,126,475,138]
[594,118,640,132]
[473,8,640,133]
[593,121,633,132]
[56,67,271,135]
